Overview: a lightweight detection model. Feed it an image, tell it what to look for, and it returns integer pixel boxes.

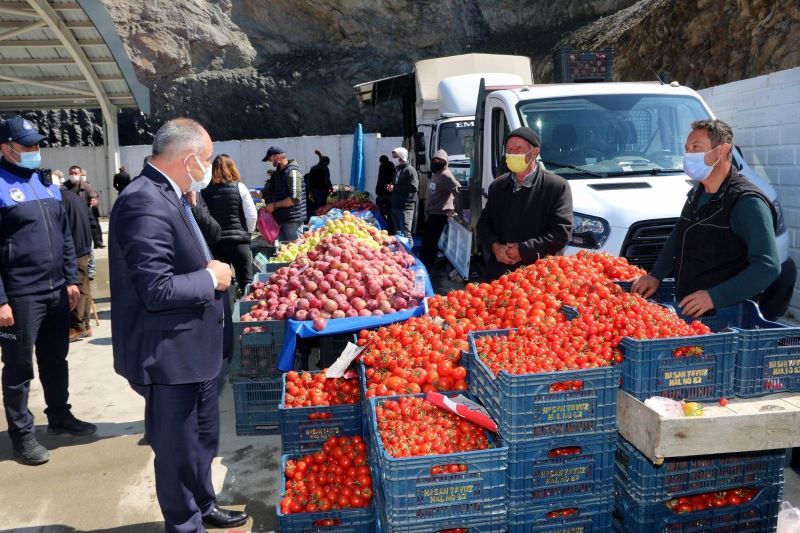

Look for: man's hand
[208,260,232,291]
[0,303,14,327]
[679,290,714,318]
[264,202,275,214]
[67,285,80,311]
[631,274,660,298]
[492,242,513,265]
[386,184,394,192]
[505,243,522,264]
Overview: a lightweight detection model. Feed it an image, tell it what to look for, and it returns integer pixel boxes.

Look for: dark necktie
[180,195,212,262]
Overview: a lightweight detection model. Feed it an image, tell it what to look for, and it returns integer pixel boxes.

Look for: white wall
[699,66,800,316]
[41,133,402,215]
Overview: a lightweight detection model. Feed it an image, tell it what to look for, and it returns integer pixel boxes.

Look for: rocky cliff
[13,0,800,145]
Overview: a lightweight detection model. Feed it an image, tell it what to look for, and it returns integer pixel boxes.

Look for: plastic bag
[257,208,279,243]
[779,501,800,533]
[643,396,685,418]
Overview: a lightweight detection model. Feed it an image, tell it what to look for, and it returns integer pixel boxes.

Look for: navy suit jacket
[109,164,224,385]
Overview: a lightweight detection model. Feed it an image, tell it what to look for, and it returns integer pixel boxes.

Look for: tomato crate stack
[669,300,800,397]
[278,371,362,454]
[367,393,509,532]
[467,329,619,532]
[276,439,378,532]
[230,299,287,435]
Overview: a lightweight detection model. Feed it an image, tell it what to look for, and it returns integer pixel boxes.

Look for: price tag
[325,340,369,378]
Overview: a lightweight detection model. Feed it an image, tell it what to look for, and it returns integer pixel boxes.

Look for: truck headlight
[569,213,610,249]
[773,199,786,235]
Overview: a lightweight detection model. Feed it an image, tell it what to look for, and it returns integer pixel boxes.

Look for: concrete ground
[1,224,800,532]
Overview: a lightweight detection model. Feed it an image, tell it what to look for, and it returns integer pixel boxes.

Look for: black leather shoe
[47,414,97,436]
[13,438,49,465]
[202,506,248,528]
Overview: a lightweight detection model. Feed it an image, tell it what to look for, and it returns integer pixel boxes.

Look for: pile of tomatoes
[375,396,490,458]
[283,371,360,407]
[666,487,757,513]
[279,435,373,515]
[358,316,469,397]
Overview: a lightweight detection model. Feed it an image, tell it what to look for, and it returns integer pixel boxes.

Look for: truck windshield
[438,120,474,162]
[518,94,710,178]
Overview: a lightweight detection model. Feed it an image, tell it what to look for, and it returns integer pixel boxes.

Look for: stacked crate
[614,436,785,532]
[367,393,509,533]
[468,329,620,532]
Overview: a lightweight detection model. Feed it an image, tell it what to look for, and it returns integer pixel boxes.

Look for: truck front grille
[620,218,678,271]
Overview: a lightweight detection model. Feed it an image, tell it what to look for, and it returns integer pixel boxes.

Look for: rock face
[9,0,799,145]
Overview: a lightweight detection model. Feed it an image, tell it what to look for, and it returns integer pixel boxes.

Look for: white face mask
[187,153,212,192]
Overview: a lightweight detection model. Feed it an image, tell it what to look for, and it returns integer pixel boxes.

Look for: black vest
[272,160,306,224]
[674,168,777,300]
[201,182,248,243]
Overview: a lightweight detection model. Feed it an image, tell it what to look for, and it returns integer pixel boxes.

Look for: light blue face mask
[683,147,720,181]
[9,145,42,170]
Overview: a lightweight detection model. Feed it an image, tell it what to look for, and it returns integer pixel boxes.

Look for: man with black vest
[262,146,306,241]
[632,119,780,317]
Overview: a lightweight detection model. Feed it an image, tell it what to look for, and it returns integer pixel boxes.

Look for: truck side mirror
[414,132,426,156]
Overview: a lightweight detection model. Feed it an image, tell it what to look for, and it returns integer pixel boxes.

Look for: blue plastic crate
[242,272,272,297]
[230,300,291,380]
[620,327,737,402]
[368,393,508,523]
[277,455,376,532]
[374,468,508,533]
[615,435,785,503]
[278,371,362,454]
[507,431,616,507]
[232,378,281,436]
[468,329,620,444]
[507,496,613,533]
[615,279,676,303]
[613,482,782,532]
[668,300,800,398]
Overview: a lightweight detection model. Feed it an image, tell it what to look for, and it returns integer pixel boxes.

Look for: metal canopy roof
[0,0,150,116]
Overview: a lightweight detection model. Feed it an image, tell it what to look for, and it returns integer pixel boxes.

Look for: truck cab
[464,80,793,315]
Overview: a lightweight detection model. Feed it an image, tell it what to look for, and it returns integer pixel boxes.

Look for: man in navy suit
[109,118,247,532]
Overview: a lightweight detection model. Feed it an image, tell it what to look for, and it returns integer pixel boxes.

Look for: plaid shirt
[510,167,538,193]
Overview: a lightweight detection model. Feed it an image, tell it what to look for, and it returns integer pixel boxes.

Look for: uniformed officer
[0,117,97,465]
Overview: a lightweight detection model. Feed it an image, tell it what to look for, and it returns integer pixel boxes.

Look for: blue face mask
[9,145,42,170]
[683,147,720,181]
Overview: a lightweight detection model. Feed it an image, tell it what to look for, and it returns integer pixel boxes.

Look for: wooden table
[617,389,800,464]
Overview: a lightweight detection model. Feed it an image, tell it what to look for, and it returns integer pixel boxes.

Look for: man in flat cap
[477,126,574,281]
[0,117,96,465]
[262,146,306,241]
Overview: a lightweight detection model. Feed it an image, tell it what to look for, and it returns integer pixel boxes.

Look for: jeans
[71,255,92,330]
[279,222,303,242]
[391,207,415,239]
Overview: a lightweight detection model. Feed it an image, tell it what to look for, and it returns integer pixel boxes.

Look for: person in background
[0,117,96,466]
[262,146,306,242]
[202,154,258,290]
[632,119,780,317]
[307,149,333,216]
[376,154,395,231]
[388,147,418,239]
[113,165,131,193]
[109,118,247,531]
[60,180,94,342]
[477,127,573,282]
[421,150,459,269]
[82,169,104,249]
[52,168,64,185]
[64,166,104,249]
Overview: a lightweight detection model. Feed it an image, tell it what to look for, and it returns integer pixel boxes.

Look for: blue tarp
[276,249,434,371]
[349,123,366,192]
[307,207,386,232]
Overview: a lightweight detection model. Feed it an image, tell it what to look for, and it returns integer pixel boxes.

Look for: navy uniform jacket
[109,164,225,385]
[0,158,78,305]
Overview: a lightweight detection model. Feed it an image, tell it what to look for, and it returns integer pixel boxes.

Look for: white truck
[450,77,794,318]
[353,53,533,183]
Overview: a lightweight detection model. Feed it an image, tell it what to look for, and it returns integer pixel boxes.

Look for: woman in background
[202,154,258,290]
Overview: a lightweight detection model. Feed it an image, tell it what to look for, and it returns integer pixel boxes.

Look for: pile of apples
[270,212,392,264]
[242,233,423,331]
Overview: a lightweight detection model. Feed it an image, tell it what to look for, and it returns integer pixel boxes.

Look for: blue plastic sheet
[306,208,385,232]
[276,256,434,371]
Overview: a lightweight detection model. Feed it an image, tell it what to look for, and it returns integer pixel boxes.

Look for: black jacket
[376,161,395,199]
[113,171,131,192]
[477,167,573,281]
[191,192,221,247]
[390,163,418,210]
[0,158,78,304]
[60,187,93,258]
[202,182,248,243]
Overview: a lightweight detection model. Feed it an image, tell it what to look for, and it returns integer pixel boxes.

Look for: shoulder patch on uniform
[9,187,25,202]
